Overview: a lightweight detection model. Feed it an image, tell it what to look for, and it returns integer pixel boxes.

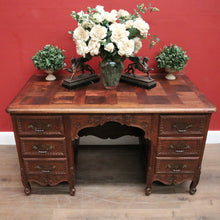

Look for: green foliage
[32,45,66,71]
[156,44,189,72]
[128,28,142,39]
[134,2,159,17]
[149,34,160,49]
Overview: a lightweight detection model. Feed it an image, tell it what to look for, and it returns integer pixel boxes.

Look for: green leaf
[151,7,159,12]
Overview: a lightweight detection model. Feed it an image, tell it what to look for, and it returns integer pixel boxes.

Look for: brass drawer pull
[32,144,55,154]
[172,123,193,133]
[167,163,187,172]
[35,164,56,173]
[168,143,191,153]
[28,123,52,133]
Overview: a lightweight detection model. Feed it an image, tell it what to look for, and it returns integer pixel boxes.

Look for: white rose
[81,19,95,29]
[95,5,105,13]
[90,25,107,40]
[93,13,104,23]
[103,10,117,23]
[117,39,134,57]
[111,9,118,15]
[125,20,134,29]
[88,40,100,56]
[75,40,89,57]
[110,25,129,45]
[109,23,126,31]
[73,26,90,41]
[133,37,142,53]
[118,9,130,18]
[133,18,150,38]
[104,43,115,53]
[77,10,84,17]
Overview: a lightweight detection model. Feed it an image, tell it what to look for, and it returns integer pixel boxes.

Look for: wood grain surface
[6,74,216,114]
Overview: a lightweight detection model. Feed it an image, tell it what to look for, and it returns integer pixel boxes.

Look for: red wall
[0,0,219,131]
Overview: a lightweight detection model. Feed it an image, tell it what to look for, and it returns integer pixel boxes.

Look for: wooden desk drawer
[20,137,66,157]
[155,157,199,174]
[159,115,208,136]
[16,115,64,136]
[157,137,202,156]
[24,158,68,174]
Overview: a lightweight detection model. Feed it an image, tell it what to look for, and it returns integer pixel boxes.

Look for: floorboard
[0,144,219,219]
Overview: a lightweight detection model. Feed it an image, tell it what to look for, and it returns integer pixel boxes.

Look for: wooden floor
[0,144,220,220]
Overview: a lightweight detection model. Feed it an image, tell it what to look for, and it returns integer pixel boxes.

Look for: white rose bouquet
[70,3,159,63]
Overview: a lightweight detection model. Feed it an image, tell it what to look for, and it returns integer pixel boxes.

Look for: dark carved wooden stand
[120,73,156,89]
[62,73,100,89]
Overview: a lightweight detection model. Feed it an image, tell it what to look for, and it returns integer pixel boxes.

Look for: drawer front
[16,115,64,136]
[157,137,203,156]
[20,137,66,157]
[155,157,199,174]
[159,115,208,136]
[24,158,68,174]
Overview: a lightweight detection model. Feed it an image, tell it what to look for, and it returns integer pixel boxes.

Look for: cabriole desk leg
[69,186,76,196]
[145,186,152,196]
[24,183,31,196]
[63,115,76,196]
[189,172,200,195]
[145,174,153,196]
[20,168,31,195]
[69,165,76,196]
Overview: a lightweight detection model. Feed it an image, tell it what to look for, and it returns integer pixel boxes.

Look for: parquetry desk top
[6,74,216,114]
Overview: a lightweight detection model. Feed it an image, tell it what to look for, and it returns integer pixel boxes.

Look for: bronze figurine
[124,56,153,79]
[64,57,95,79]
[62,57,99,89]
[121,56,156,89]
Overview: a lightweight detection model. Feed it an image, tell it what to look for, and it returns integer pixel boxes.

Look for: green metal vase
[99,58,123,89]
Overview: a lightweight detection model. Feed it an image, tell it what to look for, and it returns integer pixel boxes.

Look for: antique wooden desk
[6,74,216,196]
